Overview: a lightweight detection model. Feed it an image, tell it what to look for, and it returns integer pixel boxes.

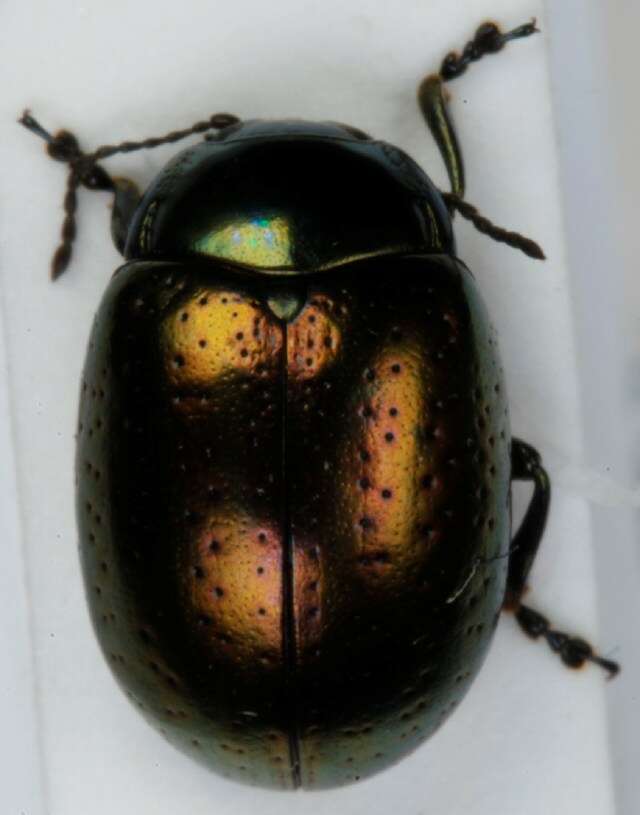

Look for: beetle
[21,18,618,790]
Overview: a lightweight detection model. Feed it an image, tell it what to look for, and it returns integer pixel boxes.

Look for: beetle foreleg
[438,19,539,83]
[417,19,539,195]
[19,109,240,278]
[416,21,545,259]
[505,439,619,678]
[417,74,465,198]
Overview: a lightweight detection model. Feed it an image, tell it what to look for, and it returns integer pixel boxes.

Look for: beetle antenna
[89,112,240,162]
[18,109,240,279]
[443,193,545,260]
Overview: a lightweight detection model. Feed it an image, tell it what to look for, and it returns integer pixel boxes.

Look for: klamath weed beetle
[20,17,618,790]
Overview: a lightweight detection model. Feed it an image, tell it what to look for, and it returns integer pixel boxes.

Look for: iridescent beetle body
[22,19,618,793]
[78,121,509,788]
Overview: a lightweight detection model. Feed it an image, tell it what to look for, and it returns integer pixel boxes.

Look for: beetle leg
[417,74,465,198]
[504,438,550,606]
[417,21,546,261]
[19,109,239,278]
[438,19,539,83]
[514,605,619,679]
[505,438,619,678]
[417,19,538,197]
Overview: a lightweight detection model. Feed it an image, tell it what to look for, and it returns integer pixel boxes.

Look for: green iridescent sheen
[194,215,294,268]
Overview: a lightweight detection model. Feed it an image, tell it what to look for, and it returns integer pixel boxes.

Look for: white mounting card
[0,1,623,814]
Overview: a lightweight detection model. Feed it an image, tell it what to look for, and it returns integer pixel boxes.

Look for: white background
[1,1,637,813]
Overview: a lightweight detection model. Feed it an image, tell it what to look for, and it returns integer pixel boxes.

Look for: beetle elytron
[21,18,617,790]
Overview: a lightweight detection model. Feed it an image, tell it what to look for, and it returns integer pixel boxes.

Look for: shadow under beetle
[21,18,618,790]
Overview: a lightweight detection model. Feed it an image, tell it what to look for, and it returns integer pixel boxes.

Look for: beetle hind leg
[506,438,619,678]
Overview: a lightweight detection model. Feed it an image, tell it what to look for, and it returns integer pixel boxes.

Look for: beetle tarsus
[440,18,540,81]
[515,604,620,679]
[19,109,56,143]
[504,18,540,42]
